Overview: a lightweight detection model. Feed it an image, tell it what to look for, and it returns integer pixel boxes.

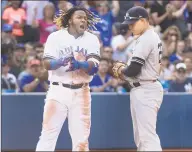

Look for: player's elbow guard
[88,61,99,75]
[77,60,99,75]
[86,57,100,75]
[123,62,142,77]
[89,64,99,75]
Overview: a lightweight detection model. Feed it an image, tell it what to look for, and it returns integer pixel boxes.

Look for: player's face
[128,18,148,35]
[70,10,88,35]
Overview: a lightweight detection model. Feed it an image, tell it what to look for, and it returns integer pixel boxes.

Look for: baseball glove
[108,60,127,80]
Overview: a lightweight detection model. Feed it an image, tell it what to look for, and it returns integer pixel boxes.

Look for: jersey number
[158,43,163,63]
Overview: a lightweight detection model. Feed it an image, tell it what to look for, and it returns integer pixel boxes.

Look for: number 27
[158,43,163,63]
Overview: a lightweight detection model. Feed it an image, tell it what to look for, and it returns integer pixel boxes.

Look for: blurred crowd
[1,0,192,93]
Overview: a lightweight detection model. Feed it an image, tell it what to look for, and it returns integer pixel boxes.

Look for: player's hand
[108,60,127,80]
[59,52,74,67]
[66,57,79,72]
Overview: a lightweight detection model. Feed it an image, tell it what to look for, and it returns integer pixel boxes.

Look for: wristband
[78,61,89,70]
[50,59,62,70]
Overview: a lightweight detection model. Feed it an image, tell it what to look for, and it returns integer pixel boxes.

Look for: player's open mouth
[80,25,85,30]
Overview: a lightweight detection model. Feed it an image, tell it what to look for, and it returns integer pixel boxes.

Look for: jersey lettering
[59,46,73,58]
[74,46,88,56]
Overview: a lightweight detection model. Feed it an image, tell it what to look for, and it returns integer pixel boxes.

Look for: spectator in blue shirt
[19,58,48,92]
[90,58,115,92]
[93,0,120,47]
[169,40,185,63]
[168,63,192,92]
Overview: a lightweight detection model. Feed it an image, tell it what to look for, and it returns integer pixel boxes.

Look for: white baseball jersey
[128,28,162,82]
[43,29,100,84]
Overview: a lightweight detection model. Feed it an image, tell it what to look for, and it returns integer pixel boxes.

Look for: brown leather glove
[108,60,127,80]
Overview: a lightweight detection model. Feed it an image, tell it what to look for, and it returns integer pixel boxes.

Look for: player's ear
[68,18,72,25]
[140,18,146,23]
[143,18,149,24]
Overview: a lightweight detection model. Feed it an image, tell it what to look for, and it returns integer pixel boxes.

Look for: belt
[132,79,157,88]
[52,82,88,89]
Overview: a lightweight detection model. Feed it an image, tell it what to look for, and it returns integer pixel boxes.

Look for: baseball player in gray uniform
[114,6,164,151]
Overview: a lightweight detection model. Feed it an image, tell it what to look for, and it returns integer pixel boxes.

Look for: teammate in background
[117,6,164,151]
[36,7,101,151]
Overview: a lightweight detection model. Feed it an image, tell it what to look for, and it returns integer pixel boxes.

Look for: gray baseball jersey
[128,28,162,82]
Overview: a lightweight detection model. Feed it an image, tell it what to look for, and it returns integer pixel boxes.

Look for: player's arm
[72,53,100,75]
[43,57,71,71]
[69,35,101,75]
[42,33,72,71]
[121,61,143,77]
[121,38,152,77]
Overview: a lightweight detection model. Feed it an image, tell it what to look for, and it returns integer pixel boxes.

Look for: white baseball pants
[36,83,91,151]
[130,81,163,151]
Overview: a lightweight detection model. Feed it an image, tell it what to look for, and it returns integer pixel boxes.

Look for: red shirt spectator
[2,1,26,37]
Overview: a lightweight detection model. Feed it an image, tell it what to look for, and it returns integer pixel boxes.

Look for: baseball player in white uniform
[116,6,164,151]
[36,7,101,151]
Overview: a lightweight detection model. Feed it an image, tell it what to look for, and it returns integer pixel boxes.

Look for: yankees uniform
[122,7,164,151]
[128,28,163,151]
[36,29,100,151]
